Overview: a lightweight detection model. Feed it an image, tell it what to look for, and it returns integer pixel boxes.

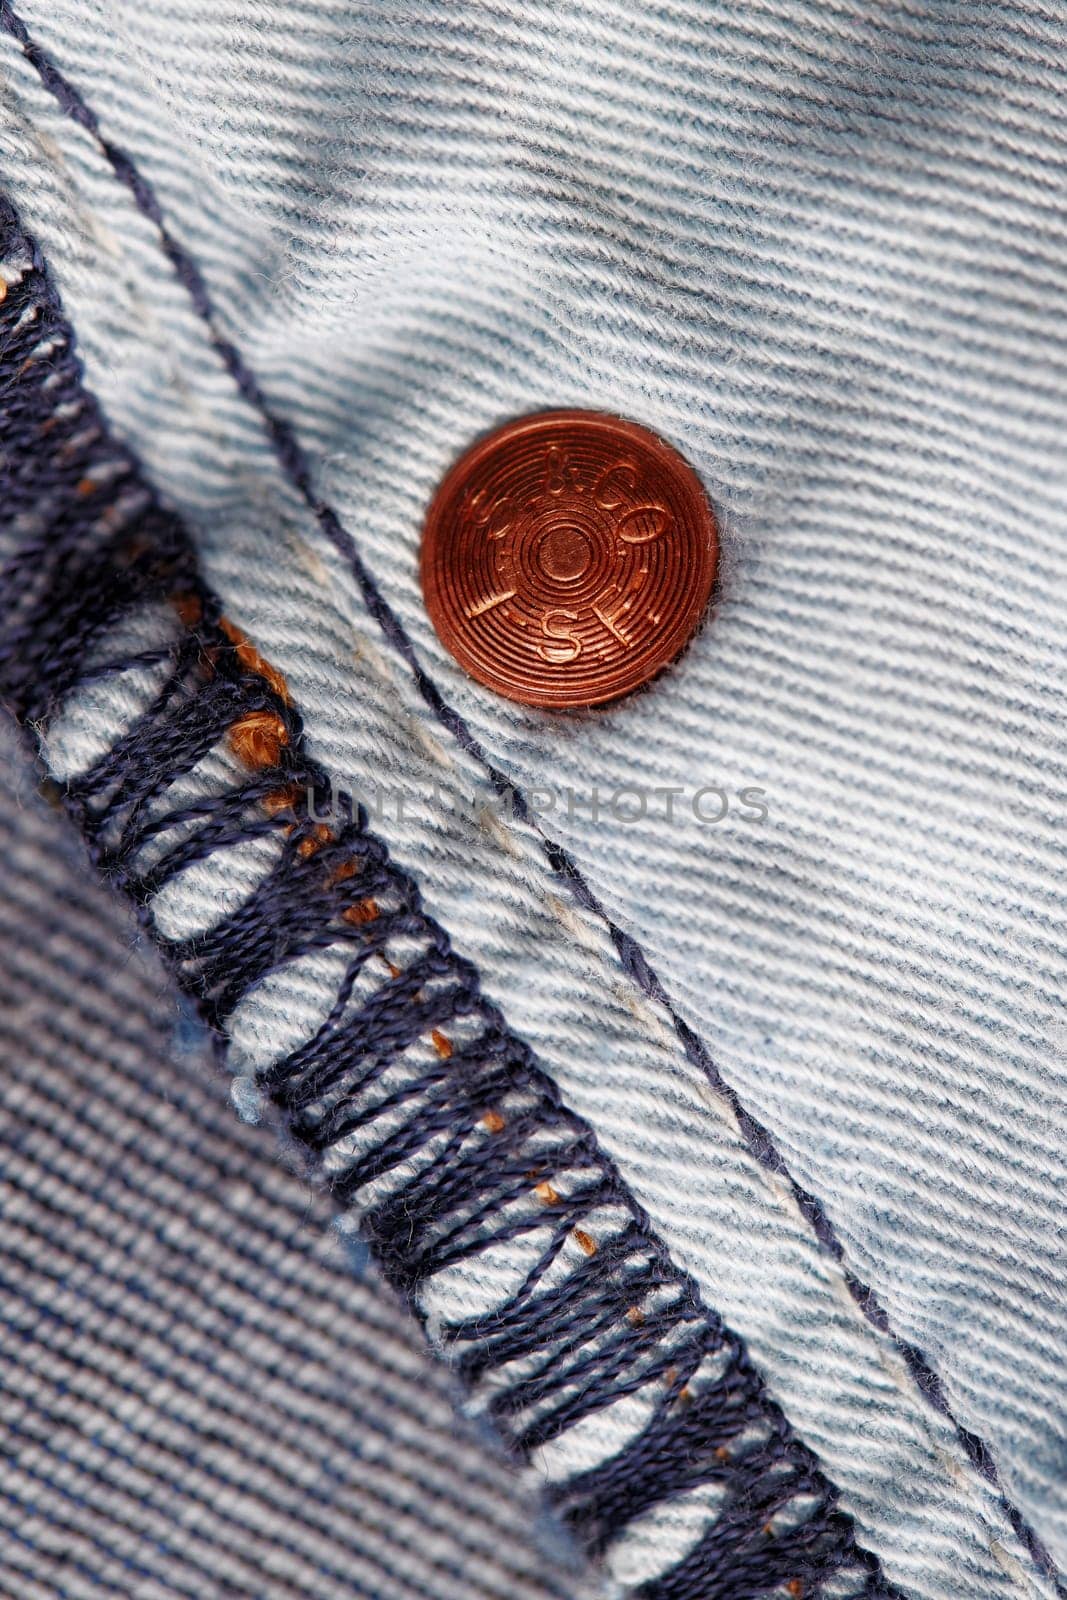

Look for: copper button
[420,410,718,709]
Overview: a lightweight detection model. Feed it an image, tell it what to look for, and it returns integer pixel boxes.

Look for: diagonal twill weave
[0,201,902,1599]
[1,3,1064,1589]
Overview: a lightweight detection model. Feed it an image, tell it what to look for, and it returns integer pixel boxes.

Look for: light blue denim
[1,4,1065,1597]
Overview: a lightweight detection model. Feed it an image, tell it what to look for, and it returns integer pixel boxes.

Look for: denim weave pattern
[0,727,589,1600]
[0,198,906,1599]
[0,4,1064,1596]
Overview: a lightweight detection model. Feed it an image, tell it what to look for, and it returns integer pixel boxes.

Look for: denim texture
[0,194,910,1600]
[0,722,588,1600]
[0,3,1064,1596]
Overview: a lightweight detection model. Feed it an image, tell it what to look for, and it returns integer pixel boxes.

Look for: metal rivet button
[420,410,718,709]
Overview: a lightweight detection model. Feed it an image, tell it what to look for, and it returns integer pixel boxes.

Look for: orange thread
[787,1582,804,1598]
[75,476,98,497]
[342,898,379,927]
[713,1445,730,1463]
[626,1306,646,1328]
[431,1030,453,1058]
[297,823,332,859]
[228,708,288,769]
[534,1180,561,1206]
[262,785,303,817]
[572,1228,597,1257]
[219,616,291,705]
[481,1109,506,1134]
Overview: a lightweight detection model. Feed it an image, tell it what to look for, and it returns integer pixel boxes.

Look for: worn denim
[0,185,905,1600]
[0,3,1065,1598]
[0,721,588,1600]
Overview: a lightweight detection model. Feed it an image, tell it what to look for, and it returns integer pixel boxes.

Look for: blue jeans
[1,4,1065,1597]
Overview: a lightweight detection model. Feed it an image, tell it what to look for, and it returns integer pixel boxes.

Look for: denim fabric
[0,194,908,1600]
[0,4,1065,1598]
[0,719,589,1600]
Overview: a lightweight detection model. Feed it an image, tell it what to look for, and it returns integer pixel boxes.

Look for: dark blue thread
[0,194,904,1599]
[0,13,1050,1577]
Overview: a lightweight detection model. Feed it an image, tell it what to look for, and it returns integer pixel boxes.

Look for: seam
[0,193,905,1600]
[260,488,1044,1583]
[0,8,1057,1588]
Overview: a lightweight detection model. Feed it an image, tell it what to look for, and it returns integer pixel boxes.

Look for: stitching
[1,10,1059,1586]
[0,197,904,1600]
[0,7,1055,1587]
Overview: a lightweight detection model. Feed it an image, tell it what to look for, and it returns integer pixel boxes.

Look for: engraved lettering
[539,608,582,663]
[466,589,517,618]
[616,504,671,544]
[544,447,578,496]
[463,486,515,540]
[593,460,638,510]
[592,587,632,647]
[425,411,718,707]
